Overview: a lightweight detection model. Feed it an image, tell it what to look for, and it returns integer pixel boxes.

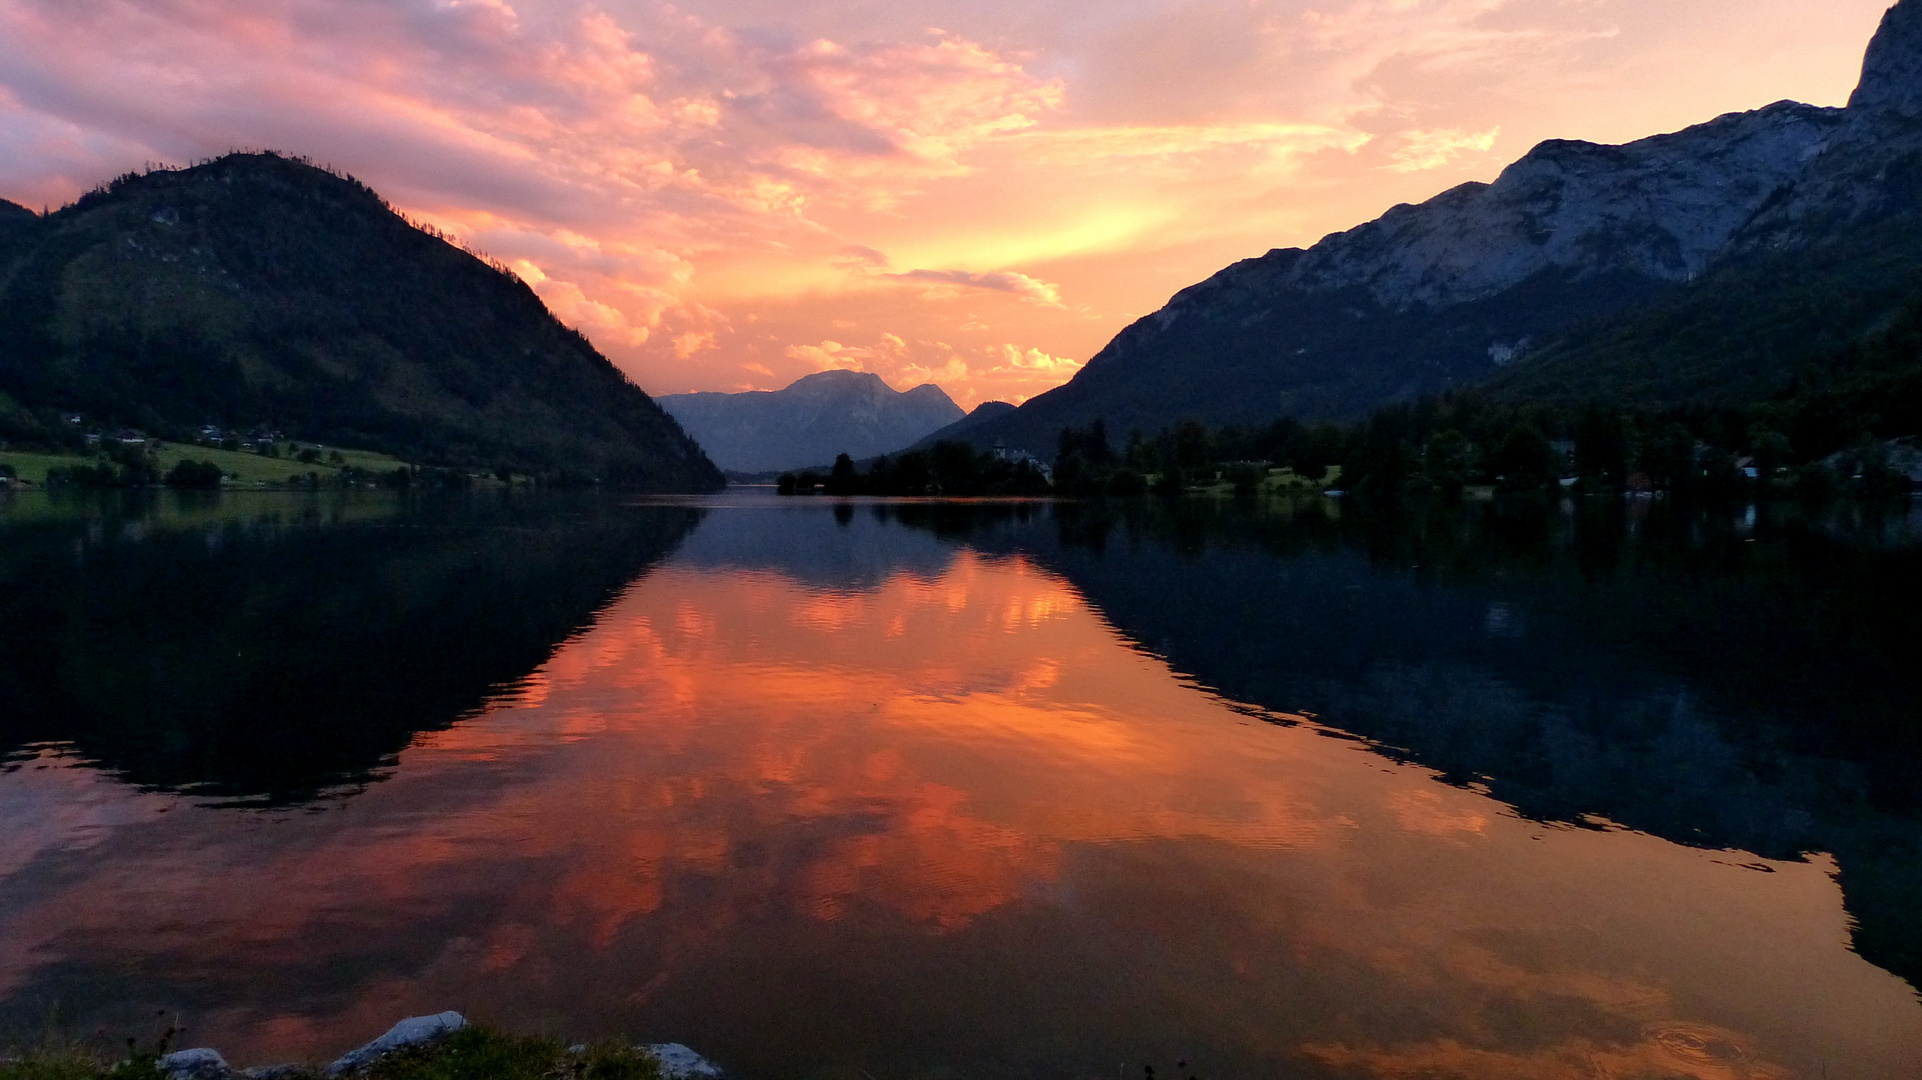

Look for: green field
[0,442,413,486]
[0,451,87,485]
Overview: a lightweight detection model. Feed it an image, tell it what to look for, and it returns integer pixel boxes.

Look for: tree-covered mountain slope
[1481,214,1922,409]
[961,0,1922,454]
[658,369,963,473]
[0,153,722,491]
[900,400,1018,452]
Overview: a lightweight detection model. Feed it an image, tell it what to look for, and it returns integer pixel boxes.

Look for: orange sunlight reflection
[0,547,1917,1077]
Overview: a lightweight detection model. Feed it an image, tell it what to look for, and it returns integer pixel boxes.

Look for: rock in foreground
[147,1013,726,1080]
[326,1012,467,1076]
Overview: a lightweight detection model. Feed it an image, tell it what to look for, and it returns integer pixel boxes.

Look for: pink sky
[0,0,1895,407]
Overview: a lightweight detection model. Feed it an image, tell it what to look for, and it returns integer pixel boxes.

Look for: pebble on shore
[156,1013,726,1080]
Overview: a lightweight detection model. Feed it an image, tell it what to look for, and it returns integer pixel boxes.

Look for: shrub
[365,1028,660,1080]
[164,459,224,489]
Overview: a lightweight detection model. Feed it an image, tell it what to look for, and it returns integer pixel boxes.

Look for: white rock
[645,1043,726,1079]
[160,1048,233,1080]
[1235,100,1849,313]
[327,1012,466,1076]
[1133,0,1922,372]
[1852,0,1922,118]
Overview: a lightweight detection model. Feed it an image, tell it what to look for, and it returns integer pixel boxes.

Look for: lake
[2,488,1920,1079]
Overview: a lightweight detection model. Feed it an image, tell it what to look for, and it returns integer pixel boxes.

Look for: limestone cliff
[963,0,1922,453]
[658,369,964,473]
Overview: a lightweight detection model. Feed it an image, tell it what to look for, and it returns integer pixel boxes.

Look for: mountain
[960,0,1922,454]
[1,496,703,802]
[0,153,723,491]
[658,370,964,473]
[902,400,1017,451]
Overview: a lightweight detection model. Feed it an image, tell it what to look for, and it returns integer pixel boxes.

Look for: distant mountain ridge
[959,0,1922,454]
[0,153,722,491]
[902,400,1017,452]
[658,370,964,473]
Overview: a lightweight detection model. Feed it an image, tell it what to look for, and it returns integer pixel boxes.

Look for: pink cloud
[0,0,1894,412]
[885,268,1064,306]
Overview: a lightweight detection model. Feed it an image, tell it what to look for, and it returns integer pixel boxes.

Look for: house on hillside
[990,442,1053,483]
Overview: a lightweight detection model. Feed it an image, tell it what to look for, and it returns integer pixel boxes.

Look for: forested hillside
[0,153,722,491]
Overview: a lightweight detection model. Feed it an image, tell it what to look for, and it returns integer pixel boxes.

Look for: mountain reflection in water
[925,496,1922,994]
[0,491,703,801]
[0,491,1917,1080]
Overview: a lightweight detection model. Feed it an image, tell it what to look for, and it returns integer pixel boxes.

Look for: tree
[1170,421,1210,472]
[1641,423,1696,491]
[1344,409,1421,498]
[1575,407,1632,491]
[825,453,859,495]
[930,441,980,494]
[164,459,224,489]
[1422,429,1471,497]
[1749,427,1792,476]
[1491,425,1559,493]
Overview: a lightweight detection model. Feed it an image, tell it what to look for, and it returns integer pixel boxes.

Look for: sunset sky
[0,0,1896,406]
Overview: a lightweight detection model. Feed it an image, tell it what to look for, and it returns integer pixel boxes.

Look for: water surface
[1,490,1918,1079]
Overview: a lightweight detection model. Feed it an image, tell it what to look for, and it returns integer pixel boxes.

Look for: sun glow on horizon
[0,0,1896,408]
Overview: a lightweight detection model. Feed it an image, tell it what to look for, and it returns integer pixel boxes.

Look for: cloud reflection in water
[0,518,1916,1079]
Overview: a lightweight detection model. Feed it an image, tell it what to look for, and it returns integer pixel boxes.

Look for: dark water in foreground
[2,489,1920,1079]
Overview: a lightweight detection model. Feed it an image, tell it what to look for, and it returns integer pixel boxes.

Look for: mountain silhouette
[658,369,964,473]
[0,153,722,490]
[960,0,1922,453]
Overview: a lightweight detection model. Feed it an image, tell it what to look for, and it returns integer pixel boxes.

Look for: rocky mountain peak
[901,382,960,405]
[657,369,963,472]
[786,369,889,396]
[929,0,1922,452]
[1851,0,1922,117]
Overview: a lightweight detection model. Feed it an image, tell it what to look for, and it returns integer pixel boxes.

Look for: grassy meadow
[0,443,412,487]
[0,1026,666,1080]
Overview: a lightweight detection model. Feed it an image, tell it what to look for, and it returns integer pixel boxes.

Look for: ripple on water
[1645,1022,1757,1077]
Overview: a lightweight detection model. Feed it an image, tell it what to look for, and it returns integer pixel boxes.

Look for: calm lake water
[2,489,1921,1079]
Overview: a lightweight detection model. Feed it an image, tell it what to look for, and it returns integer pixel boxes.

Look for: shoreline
[5,1014,726,1080]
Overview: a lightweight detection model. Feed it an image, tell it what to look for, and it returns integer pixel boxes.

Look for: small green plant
[0,1013,177,1080]
[0,1025,664,1080]
[365,1029,660,1080]
[0,1042,121,1080]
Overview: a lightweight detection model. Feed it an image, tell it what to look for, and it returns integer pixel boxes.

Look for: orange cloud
[883,268,1064,307]
[0,0,1895,411]
[1387,126,1501,172]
